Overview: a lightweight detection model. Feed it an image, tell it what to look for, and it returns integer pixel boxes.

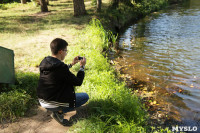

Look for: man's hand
[71,56,79,66]
[80,57,86,67]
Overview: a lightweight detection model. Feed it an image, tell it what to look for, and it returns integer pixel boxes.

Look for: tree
[21,0,26,4]
[73,0,86,16]
[46,0,49,5]
[135,0,142,3]
[111,0,133,8]
[35,0,49,6]
[112,0,119,8]
[97,0,102,12]
[121,0,132,5]
[39,0,48,12]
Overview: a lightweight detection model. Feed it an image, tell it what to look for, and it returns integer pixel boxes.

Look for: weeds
[0,72,38,121]
[67,19,148,132]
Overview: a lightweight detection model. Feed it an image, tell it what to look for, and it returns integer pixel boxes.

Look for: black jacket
[36,56,85,108]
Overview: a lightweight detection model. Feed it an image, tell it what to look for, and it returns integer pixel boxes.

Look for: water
[115,0,200,127]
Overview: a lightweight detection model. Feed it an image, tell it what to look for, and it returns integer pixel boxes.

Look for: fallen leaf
[179,89,183,93]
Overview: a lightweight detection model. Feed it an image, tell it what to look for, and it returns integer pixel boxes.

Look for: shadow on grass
[14,71,39,98]
[49,3,73,7]
[0,12,92,34]
[0,71,39,123]
[0,71,39,96]
[66,98,149,132]
[71,98,147,127]
[0,0,95,34]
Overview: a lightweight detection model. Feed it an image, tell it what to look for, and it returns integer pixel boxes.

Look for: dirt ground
[0,105,88,133]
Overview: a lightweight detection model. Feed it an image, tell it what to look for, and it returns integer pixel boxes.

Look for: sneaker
[51,112,72,126]
[51,112,64,124]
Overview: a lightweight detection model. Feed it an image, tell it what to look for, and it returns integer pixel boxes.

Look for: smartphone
[78,56,83,60]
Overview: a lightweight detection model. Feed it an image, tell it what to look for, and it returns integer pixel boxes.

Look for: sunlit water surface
[116,0,200,127]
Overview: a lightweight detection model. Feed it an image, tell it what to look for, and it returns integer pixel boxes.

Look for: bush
[0,72,39,122]
[0,4,7,9]
[15,71,39,99]
[0,90,32,122]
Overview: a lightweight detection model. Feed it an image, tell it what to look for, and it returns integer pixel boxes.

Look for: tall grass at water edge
[67,19,148,132]
[68,19,172,133]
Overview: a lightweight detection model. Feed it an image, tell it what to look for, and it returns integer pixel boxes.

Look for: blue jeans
[46,93,89,113]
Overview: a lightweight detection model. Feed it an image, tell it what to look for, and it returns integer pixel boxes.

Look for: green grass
[67,19,148,133]
[0,0,174,132]
[0,0,96,122]
[0,0,116,122]
[0,0,96,72]
[0,71,39,122]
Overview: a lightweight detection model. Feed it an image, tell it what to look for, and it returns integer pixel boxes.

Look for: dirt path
[0,105,88,133]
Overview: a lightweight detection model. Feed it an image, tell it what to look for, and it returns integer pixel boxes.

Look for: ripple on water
[116,0,200,126]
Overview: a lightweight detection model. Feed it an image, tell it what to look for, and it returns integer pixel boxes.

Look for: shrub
[0,90,32,122]
[0,72,39,122]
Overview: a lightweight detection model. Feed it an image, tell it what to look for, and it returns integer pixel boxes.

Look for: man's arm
[64,66,85,86]
[63,57,86,86]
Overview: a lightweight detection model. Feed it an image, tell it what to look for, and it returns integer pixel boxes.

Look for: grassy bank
[95,0,168,34]
[68,19,148,132]
[0,0,175,132]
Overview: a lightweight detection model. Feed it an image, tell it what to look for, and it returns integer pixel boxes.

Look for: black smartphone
[78,57,83,60]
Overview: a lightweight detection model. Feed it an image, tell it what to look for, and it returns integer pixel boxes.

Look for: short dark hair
[50,38,68,55]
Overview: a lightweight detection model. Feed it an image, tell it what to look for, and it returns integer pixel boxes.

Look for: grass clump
[0,90,32,122]
[0,72,39,122]
[68,19,148,132]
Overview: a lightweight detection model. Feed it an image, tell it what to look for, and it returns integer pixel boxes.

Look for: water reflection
[116,0,200,127]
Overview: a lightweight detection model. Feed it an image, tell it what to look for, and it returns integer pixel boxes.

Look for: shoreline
[105,0,196,131]
[104,0,189,130]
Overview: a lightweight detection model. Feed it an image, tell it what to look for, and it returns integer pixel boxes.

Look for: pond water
[115,0,200,128]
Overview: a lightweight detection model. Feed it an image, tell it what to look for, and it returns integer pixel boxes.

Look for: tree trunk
[39,0,48,12]
[121,0,132,6]
[112,0,119,8]
[46,0,49,5]
[112,0,133,7]
[97,0,102,12]
[21,0,26,4]
[73,0,86,16]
